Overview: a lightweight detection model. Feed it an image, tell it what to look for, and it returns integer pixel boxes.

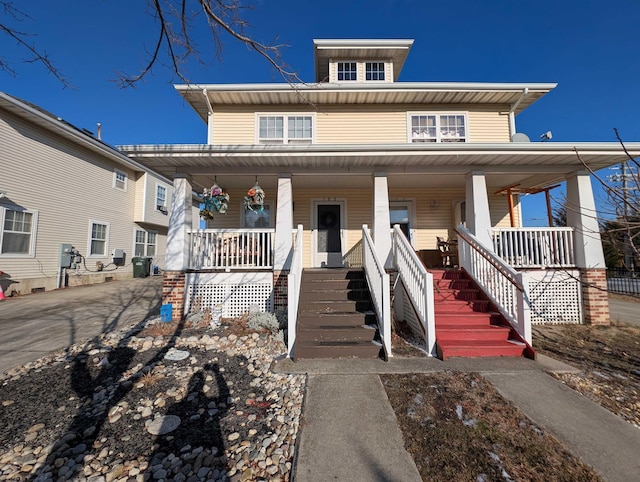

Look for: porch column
[373,172,392,269]
[566,170,609,325]
[465,171,492,247]
[274,174,293,310]
[164,173,193,321]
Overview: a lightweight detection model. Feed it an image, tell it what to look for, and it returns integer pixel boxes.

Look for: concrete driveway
[0,277,162,374]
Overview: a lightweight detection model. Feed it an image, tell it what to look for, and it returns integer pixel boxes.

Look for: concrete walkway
[275,356,640,482]
[0,277,162,373]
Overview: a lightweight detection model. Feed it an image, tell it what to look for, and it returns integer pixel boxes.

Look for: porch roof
[175,82,556,123]
[118,141,640,192]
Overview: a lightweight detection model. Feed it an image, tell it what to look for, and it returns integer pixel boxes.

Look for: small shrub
[247,311,279,334]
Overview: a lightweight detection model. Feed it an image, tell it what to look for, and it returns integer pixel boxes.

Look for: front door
[313,202,344,267]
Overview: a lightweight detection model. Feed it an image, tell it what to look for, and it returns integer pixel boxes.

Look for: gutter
[202,89,215,144]
[509,88,529,138]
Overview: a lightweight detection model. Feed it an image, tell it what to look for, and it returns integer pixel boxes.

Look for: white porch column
[373,172,392,269]
[465,171,492,247]
[165,173,193,271]
[566,171,606,268]
[274,174,293,270]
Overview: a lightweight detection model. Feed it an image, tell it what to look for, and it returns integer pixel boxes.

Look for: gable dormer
[313,39,414,83]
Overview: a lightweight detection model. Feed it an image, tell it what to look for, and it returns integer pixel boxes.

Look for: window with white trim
[242,202,273,228]
[113,169,127,191]
[1,208,37,255]
[337,62,357,81]
[365,62,385,81]
[258,115,313,144]
[134,229,157,257]
[409,113,467,143]
[156,185,167,212]
[89,221,109,256]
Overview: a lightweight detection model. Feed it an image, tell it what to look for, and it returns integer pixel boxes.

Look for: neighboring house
[119,39,640,359]
[0,93,194,296]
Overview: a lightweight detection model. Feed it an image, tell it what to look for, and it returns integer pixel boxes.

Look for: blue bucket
[160,303,173,322]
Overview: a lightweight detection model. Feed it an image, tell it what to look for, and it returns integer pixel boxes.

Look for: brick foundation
[273,270,289,312]
[581,268,610,325]
[162,271,186,322]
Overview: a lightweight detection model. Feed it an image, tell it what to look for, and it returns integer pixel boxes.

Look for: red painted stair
[431,269,533,360]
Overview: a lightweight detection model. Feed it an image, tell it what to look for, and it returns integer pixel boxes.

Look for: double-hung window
[409,113,467,143]
[135,230,157,257]
[337,62,357,81]
[258,115,313,144]
[1,208,37,256]
[365,62,385,81]
[113,169,127,191]
[89,221,109,256]
[156,185,167,212]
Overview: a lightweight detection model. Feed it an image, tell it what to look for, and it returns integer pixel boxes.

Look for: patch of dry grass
[382,372,602,482]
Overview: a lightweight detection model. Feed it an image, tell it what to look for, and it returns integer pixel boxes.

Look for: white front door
[313,201,345,267]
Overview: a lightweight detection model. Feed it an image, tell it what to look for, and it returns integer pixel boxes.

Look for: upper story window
[156,185,167,212]
[365,62,385,81]
[337,62,357,81]
[1,208,37,256]
[409,113,467,143]
[113,169,127,191]
[258,115,313,144]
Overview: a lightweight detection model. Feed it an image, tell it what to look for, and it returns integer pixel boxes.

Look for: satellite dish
[511,133,530,143]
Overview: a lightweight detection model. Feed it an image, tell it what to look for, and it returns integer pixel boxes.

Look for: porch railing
[392,225,436,356]
[457,225,532,344]
[188,229,275,270]
[287,225,304,358]
[491,227,575,268]
[362,225,392,357]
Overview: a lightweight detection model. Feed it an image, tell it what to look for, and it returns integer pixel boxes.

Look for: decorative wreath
[200,182,229,220]
[243,182,265,214]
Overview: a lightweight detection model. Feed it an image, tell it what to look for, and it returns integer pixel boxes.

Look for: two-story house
[120,39,640,360]
[0,93,193,296]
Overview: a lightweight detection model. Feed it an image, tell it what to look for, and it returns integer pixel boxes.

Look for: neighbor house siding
[211,104,511,145]
[0,108,167,294]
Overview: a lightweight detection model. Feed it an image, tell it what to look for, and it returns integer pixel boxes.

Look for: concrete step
[436,339,527,360]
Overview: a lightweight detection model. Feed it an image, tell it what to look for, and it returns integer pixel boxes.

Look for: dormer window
[365,62,385,81]
[337,62,357,81]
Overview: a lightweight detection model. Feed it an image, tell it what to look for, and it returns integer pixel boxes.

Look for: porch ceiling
[118,142,640,193]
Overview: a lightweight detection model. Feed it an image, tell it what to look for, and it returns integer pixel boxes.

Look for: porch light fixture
[200,177,230,220]
[244,177,265,214]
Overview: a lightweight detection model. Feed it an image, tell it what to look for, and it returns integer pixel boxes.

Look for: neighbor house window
[1,208,37,256]
[89,221,109,256]
[365,62,385,81]
[258,115,313,144]
[156,185,167,212]
[337,62,357,81]
[113,169,127,191]
[134,229,157,257]
[243,203,272,228]
[409,113,467,143]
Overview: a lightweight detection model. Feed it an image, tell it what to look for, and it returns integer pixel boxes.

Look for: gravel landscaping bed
[0,317,304,481]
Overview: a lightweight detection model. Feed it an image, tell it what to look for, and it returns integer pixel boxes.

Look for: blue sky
[2,0,639,224]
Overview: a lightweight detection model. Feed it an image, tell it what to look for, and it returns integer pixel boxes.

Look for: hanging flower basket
[200,182,229,220]
[244,182,265,214]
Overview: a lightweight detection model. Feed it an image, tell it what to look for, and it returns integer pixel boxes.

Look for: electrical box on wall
[112,249,125,267]
[60,244,73,268]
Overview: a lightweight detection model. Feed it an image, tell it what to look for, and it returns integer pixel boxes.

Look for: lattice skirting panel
[185,272,273,318]
[524,269,583,324]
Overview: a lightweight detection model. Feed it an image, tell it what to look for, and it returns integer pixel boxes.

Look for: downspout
[509,88,529,139]
[202,89,215,145]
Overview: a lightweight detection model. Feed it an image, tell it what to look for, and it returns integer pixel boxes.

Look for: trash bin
[132,257,152,278]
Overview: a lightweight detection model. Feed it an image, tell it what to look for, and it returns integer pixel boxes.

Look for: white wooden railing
[188,229,275,270]
[287,225,304,358]
[362,225,392,357]
[392,225,436,356]
[492,227,575,268]
[457,225,532,344]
